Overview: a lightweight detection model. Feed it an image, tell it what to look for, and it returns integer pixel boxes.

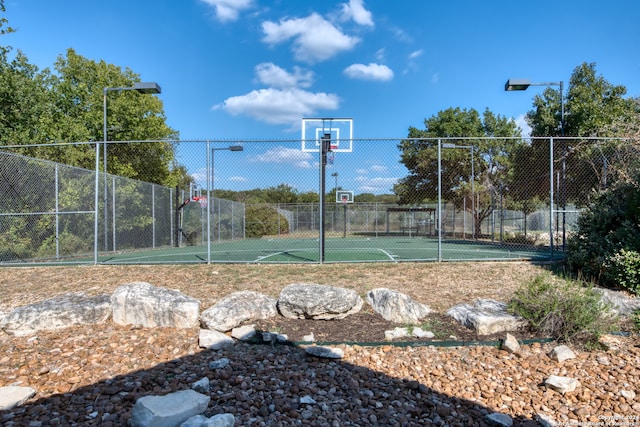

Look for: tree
[523,62,639,207]
[51,49,179,184]
[397,107,522,237]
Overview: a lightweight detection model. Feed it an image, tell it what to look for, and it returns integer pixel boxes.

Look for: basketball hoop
[193,196,208,208]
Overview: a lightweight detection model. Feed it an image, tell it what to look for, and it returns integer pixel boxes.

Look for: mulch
[251,307,544,345]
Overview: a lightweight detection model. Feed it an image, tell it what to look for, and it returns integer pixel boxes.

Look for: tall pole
[207,141,211,264]
[103,89,108,252]
[437,138,442,261]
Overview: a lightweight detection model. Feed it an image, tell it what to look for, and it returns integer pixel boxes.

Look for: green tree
[397,107,522,237]
[523,62,638,207]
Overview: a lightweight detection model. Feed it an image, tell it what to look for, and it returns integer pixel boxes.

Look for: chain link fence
[1,136,638,264]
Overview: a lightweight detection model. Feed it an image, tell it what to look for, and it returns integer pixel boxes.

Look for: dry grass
[0,262,551,313]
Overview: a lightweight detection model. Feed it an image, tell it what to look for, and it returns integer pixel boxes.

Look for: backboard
[301,118,353,152]
[336,190,354,203]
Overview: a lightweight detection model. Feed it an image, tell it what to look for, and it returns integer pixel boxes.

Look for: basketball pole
[319,131,331,263]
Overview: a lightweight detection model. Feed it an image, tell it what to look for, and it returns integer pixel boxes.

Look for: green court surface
[95,236,555,264]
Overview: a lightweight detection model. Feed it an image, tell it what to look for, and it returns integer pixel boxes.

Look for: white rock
[0,386,36,410]
[180,414,235,427]
[385,327,409,341]
[1,293,111,336]
[446,299,527,335]
[300,395,316,404]
[278,284,363,320]
[201,291,277,332]
[111,282,199,328]
[549,345,576,362]
[501,333,520,354]
[366,288,431,324]
[621,390,636,400]
[199,329,234,350]
[545,375,579,394]
[412,327,435,339]
[305,345,344,359]
[129,389,210,427]
[231,324,256,341]
[191,377,210,393]
[485,412,513,427]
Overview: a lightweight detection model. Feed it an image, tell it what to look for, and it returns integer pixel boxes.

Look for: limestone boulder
[111,282,199,328]
[278,284,363,320]
[200,291,277,332]
[446,299,527,335]
[1,292,111,336]
[366,288,431,324]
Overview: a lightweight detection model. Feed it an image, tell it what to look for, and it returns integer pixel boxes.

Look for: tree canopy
[0,6,185,187]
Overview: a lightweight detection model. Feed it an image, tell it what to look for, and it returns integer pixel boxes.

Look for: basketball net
[327,151,335,165]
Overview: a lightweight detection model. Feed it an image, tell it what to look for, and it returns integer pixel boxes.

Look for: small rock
[549,345,576,362]
[411,327,435,339]
[199,329,234,350]
[545,375,579,394]
[536,413,557,427]
[501,333,520,354]
[305,346,344,359]
[302,333,315,342]
[385,327,409,341]
[231,325,256,341]
[300,395,316,404]
[621,390,636,401]
[485,412,513,427]
[209,358,231,370]
[191,377,210,393]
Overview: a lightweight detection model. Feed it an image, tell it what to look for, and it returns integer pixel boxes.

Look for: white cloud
[408,49,423,60]
[375,48,385,62]
[370,164,387,173]
[199,0,253,22]
[262,13,360,63]
[355,176,399,193]
[344,63,393,81]
[255,62,314,89]
[229,176,249,182]
[515,114,532,137]
[217,87,339,125]
[249,146,314,169]
[431,72,439,84]
[339,0,374,26]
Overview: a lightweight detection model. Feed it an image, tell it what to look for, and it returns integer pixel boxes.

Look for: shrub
[245,205,289,238]
[508,274,616,347]
[602,248,640,295]
[567,176,640,292]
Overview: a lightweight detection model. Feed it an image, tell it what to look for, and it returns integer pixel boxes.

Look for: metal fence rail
[1,136,638,264]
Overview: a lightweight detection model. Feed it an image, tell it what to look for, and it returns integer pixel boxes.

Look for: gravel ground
[1,323,639,426]
[1,263,640,426]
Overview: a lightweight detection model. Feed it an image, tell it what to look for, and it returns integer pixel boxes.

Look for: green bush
[508,274,616,347]
[602,248,640,295]
[567,175,640,294]
[245,205,289,238]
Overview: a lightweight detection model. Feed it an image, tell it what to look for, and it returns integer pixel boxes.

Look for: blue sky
[4,0,640,195]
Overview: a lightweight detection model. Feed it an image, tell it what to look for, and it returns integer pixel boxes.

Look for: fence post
[549,137,555,258]
[437,138,442,262]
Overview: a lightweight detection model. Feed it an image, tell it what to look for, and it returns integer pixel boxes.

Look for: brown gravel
[1,262,639,426]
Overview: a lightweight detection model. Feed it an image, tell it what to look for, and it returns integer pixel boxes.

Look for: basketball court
[90,236,553,264]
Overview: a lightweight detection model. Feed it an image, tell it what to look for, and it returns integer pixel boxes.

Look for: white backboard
[301,118,353,152]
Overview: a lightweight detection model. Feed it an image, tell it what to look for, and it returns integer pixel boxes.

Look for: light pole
[505,78,565,253]
[102,81,161,252]
[208,144,243,262]
[442,143,475,239]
